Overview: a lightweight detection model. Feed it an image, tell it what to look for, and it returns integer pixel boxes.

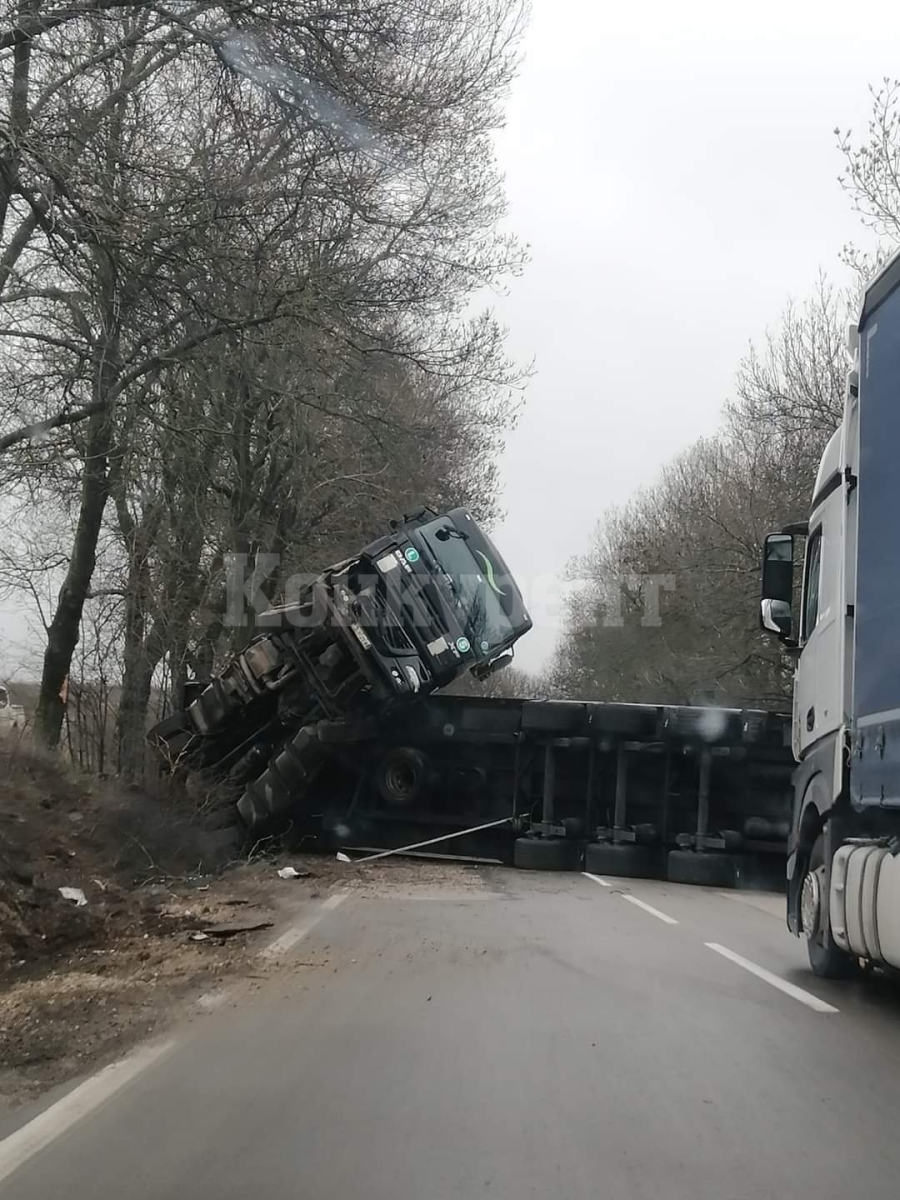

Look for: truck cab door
[796,491,843,758]
[795,528,822,755]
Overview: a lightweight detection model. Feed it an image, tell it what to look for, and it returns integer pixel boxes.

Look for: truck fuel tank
[830,841,900,968]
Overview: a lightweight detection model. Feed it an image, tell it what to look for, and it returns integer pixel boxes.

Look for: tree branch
[0,326,88,355]
[0,302,290,453]
[0,1,152,51]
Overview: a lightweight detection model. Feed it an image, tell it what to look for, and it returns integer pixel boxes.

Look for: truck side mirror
[471,651,514,682]
[760,533,794,639]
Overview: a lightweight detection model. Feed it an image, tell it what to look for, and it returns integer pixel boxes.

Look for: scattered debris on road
[200,920,274,938]
[57,886,88,907]
[1,740,490,1114]
[277,867,312,880]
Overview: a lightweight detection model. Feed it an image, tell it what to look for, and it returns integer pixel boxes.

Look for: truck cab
[760,252,900,977]
[333,506,532,700]
[150,507,532,834]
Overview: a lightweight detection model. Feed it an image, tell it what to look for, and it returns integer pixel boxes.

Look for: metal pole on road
[337,817,513,865]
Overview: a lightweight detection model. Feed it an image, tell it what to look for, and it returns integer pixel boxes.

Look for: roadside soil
[0,740,483,1112]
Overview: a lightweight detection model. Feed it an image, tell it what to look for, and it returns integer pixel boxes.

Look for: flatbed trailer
[299,694,794,887]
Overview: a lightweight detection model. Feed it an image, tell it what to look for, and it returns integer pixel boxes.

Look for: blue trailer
[761,249,900,976]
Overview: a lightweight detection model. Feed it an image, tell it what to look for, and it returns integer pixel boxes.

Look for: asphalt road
[5,866,900,1199]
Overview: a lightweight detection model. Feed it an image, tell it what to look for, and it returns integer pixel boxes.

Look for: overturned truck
[150,507,532,834]
[150,508,794,884]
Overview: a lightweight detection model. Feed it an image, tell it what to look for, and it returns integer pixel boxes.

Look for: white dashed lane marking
[622,894,679,925]
[582,872,839,1013]
[583,872,678,923]
[705,942,839,1014]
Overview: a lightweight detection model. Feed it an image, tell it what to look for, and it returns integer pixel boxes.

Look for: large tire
[149,710,245,775]
[238,726,325,829]
[667,849,737,888]
[585,842,661,879]
[805,835,861,980]
[150,710,191,742]
[148,711,197,764]
[561,817,585,840]
[375,748,429,807]
[188,678,238,735]
[514,836,582,872]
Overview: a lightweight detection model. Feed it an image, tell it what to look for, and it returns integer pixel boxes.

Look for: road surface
[4,866,900,1199]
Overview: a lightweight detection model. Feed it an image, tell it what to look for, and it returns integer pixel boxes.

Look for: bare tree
[0,1,528,756]
[553,280,848,709]
[729,276,849,450]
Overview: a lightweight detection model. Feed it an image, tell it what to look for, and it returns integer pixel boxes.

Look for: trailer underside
[268,695,794,887]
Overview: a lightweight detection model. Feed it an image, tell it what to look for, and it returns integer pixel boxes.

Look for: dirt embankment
[0,741,485,1113]
[0,743,280,1111]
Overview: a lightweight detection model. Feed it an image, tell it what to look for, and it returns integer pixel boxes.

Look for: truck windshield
[416,517,517,655]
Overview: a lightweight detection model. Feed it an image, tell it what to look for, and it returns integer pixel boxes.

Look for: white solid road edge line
[261,892,347,959]
[0,894,350,1184]
[623,894,679,925]
[0,1039,177,1186]
[705,942,840,1014]
[582,872,612,887]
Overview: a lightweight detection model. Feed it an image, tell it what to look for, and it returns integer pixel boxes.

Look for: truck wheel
[150,710,190,741]
[148,711,196,763]
[584,842,660,879]
[513,836,582,871]
[667,849,737,888]
[375,748,429,806]
[561,817,585,840]
[804,836,861,980]
[238,726,325,829]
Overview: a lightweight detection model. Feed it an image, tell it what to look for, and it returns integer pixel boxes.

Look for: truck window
[802,528,822,641]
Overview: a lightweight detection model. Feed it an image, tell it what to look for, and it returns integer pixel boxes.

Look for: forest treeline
[548,82,900,711]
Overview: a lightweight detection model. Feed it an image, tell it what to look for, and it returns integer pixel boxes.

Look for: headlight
[403,664,421,692]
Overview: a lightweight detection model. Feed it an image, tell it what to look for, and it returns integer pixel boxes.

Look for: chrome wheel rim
[801,869,821,938]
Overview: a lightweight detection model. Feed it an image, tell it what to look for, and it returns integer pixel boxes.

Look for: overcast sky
[491,0,889,670]
[1,0,896,677]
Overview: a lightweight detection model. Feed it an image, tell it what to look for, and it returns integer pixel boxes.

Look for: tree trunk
[35,252,120,750]
[115,554,148,778]
[34,405,113,747]
[117,521,207,776]
[117,653,158,780]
